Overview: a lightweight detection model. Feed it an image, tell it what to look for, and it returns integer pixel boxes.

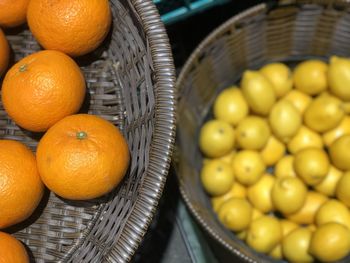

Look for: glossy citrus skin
[0,232,29,263]
[36,114,130,200]
[0,0,30,28]
[0,140,44,229]
[0,28,9,76]
[2,50,86,132]
[27,0,112,56]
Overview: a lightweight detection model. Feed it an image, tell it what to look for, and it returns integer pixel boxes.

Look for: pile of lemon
[199,57,350,262]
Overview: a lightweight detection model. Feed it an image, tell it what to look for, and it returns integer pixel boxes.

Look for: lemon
[247,173,275,213]
[287,191,328,225]
[310,222,350,262]
[293,59,328,95]
[281,219,299,236]
[282,227,314,263]
[307,224,317,232]
[211,182,247,212]
[232,150,266,186]
[236,230,247,240]
[315,199,350,229]
[260,62,293,98]
[294,147,330,186]
[336,171,350,207]
[304,93,345,133]
[314,165,343,197]
[202,150,236,166]
[323,116,350,147]
[328,56,350,101]
[260,135,286,166]
[287,126,323,154]
[200,159,234,196]
[241,70,276,116]
[283,89,312,114]
[217,198,252,232]
[274,155,297,178]
[269,244,282,260]
[213,87,249,126]
[269,219,300,259]
[199,120,235,158]
[269,99,302,143]
[246,215,282,253]
[271,176,307,215]
[236,116,270,150]
[252,208,264,220]
[329,134,350,171]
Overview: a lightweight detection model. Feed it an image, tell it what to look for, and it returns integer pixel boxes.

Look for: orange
[27,0,112,57]
[0,140,44,229]
[0,0,30,28]
[2,50,86,132]
[0,28,9,76]
[36,114,130,200]
[0,232,29,263]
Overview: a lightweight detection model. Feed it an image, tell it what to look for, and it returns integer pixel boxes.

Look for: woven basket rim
[175,3,270,263]
[110,0,176,262]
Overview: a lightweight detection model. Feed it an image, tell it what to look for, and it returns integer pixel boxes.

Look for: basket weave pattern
[2,0,176,262]
[176,1,350,262]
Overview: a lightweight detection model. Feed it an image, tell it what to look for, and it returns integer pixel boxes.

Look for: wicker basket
[3,0,176,262]
[175,0,350,262]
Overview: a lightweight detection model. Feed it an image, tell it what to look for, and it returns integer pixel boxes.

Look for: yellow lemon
[246,215,282,253]
[269,219,300,260]
[252,208,264,220]
[271,176,307,215]
[260,135,286,166]
[236,116,270,150]
[202,150,236,166]
[310,222,350,262]
[247,173,275,213]
[329,134,350,171]
[217,198,252,232]
[328,56,350,101]
[260,62,293,98]
[211,182,247,212]
[314,165,343,197]
[236,230,247,240]
[294,147,330,186]
[283,89,312,114]
[281,219,299,236]
[235,209,264,241]
[323,116,350,148]
[307,224,317,232]
[287,126,323,154]
[269,244,283,260]
[200,159,234,196]
[293,60,328,95]
[315,199,350,230]
[304,93,345,133]
[269,99,302,143]
[199,119,235,158]
[274,155,297,178]
[213,87,249,126]
[282,227,314,263]
[232,150,266,186]
[287,191,328,225]
[336,171,350,207]
[241,70,276,116]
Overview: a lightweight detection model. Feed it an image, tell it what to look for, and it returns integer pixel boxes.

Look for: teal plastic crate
[154,0,230,25]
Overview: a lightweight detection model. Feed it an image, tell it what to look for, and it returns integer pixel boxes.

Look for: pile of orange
[0,0,130,261]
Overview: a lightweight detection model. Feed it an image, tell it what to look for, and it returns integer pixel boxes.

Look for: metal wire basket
[175,0,350,262]
[3,0,176,262]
